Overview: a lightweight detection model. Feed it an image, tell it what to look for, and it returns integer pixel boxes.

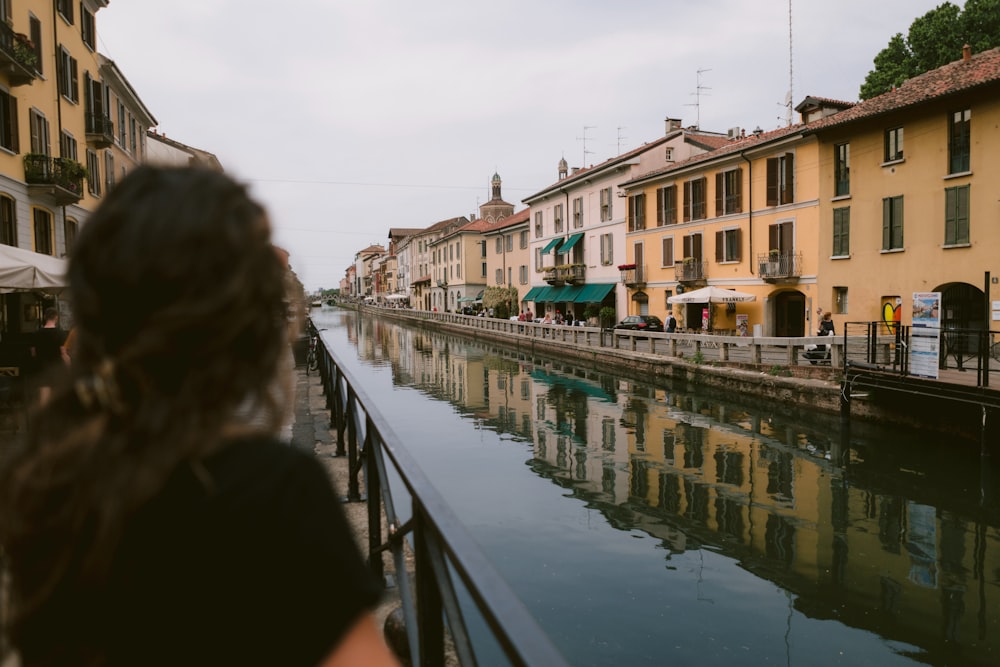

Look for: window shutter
[692,233,702,260]
[783,153,794,204]
[715,172,723,217]
[683,234,692,259]
[945,187,956,243]
[715,230,724,262]
[768,224,780,252]
[734,167,743,213]
[734,228,742,261]
[666,185,676,224]
[663,237,673,266]
[882,198,891,250]
[766,158,778,206]
[683,181,691,222]
[9,96,18,153]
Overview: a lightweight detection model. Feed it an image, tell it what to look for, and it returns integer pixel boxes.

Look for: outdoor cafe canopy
[667,286,756,304]
[0,243,68,293]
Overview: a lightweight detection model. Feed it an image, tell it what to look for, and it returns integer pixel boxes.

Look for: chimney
[963,44,971,62]
[665,117,682,133]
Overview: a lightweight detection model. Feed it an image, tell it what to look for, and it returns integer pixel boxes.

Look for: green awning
[540,237,563,255]
[557,285,585,302]
[573,283,616,303]
[522,286,543,301]
[559,232,584,253]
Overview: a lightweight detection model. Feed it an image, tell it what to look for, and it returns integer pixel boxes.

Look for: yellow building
[621,126,822,336]
[806,46,1000,334]
[482,208,530,317]
[0,1,156,340]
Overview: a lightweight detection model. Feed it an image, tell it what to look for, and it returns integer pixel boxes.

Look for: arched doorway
[773,290,805,337]
[936,282,985,330]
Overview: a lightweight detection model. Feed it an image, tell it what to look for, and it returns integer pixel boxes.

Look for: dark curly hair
[0,166,293,657]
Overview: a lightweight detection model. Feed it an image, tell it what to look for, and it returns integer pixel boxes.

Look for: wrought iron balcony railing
[85,112,115,148]
[674,259,707,282]
[0,23,39,86]
[757,252,802,281]
[619,264,646,287]
[23,155,86,205]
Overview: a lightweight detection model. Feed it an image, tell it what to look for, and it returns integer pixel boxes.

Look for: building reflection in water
[341,314,998,665]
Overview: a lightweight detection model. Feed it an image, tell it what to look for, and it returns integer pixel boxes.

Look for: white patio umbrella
[667,285,756,304]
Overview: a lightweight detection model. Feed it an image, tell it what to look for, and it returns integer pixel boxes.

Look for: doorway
[773,291,805,336]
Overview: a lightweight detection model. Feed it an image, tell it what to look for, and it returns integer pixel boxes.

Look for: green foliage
[483,286,517,309]
[599,306,616,327]
[860,1,1000,100]
[769,365,792,377]
[691,350,705,365]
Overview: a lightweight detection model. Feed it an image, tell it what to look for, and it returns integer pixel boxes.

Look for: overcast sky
[97,0,948,292]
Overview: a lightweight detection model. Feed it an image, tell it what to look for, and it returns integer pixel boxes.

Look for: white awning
[668,285,756,304]
[0,244,68,293]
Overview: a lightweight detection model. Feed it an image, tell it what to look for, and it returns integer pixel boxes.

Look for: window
[715,168,743,216]
[506,266,511,285]
[683,177,707,221]
[766,153,794,205]
[104,151,115,190]
[64,218,78,255]
[572,196,583,228]
[768,221,793,255]
[657,185,677,226]
[58,47,79,103]
[0,0,8,24]
[834,143,850,196]
[832,207,850,256]
[553,204,563,233]
[944,185,970,246]
[948,109,970,174]
[882,195,904,250]
[56,0,74,23]
[60,131,77,161]
[519,265,528,284]
[505,235,513,252]
[480,262,486,278]
[600,232,613,265]
[81,7,96,49]
[28,16,42,76]
[117,102,127,147]
[627,193,646,231]
[86,149,101,196]
[0,195,15,246]
[456,263,461,278]
[883,128,902,163]
[0,89,17,153]
[519,230,528,249]
[715,228,741,262]
[534,247,542,271]
[29,109,49,154]
[33,208,53,255]
[661,237,674,266]
[665,147,674,161]
[534,211,542,238]
[834,287,848,314]
[600,187,612,221]
[682,233,703,262]
[130,116,138,154]
[495,237,502,254]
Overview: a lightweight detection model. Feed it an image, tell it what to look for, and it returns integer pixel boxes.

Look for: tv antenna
[577,125,596,166]
[786,0,794,125]
[616,126,628,154]
[685,68,711,130]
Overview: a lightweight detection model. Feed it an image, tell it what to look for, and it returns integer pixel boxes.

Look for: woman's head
[65,165,290,432]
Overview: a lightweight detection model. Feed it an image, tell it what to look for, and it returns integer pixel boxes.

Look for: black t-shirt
[32,327,66,373]
[18,436,382,667]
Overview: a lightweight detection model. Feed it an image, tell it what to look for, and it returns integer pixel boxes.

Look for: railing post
[345,389,362,501]
[366,421,384,582]
[413,505,445,667]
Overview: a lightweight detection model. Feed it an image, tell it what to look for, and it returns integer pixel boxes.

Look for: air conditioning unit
[727,126,741,140]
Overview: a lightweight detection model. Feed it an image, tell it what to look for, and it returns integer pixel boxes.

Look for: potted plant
[599,306,616,329]
[584,304,600,326]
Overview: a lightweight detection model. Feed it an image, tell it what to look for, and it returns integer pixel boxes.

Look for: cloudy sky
[97,0,947,291]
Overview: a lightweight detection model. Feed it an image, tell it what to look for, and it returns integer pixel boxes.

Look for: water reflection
[319,308,999,666]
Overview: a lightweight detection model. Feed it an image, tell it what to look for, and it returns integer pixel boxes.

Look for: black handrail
[310,320,569,667]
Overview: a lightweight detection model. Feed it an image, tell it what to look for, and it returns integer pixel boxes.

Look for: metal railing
[756,252,802,280]
[311,321,569,667]
[842,321,1000,388]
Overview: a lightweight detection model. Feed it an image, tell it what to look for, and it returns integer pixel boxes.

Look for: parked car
[614,315,664,332]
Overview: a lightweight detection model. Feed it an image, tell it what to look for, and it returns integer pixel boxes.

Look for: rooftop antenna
[616,126,628,154]
[685,68,711,130]
[577,125,596,166]
[787,0,794,125]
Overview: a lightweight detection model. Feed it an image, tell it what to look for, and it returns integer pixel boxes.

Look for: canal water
[312,307,998,667]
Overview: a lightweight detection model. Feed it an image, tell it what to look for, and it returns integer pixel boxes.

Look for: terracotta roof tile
[805,46,1000,133]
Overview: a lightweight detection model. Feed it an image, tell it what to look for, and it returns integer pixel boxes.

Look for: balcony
[0,24,38,86]
[85,112,115,148]
[674,259,707,284]
[618,264,646,288]
[543,264,586,285]
[24,155,86,205]
[436,279,448,288]
[758,252,802,283]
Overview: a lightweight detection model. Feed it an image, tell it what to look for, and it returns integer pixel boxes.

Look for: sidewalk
[289,367,405,644]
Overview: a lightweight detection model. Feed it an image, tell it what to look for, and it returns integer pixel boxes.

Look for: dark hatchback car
[614,315,664,332]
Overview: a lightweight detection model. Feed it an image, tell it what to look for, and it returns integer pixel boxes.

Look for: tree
[859,1,1000,100]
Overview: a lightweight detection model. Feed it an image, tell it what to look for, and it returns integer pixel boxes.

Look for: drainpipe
[740,151,753,274]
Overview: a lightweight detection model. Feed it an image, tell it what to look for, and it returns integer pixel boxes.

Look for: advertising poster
[736,314,749,337]
[910,292,941,379]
